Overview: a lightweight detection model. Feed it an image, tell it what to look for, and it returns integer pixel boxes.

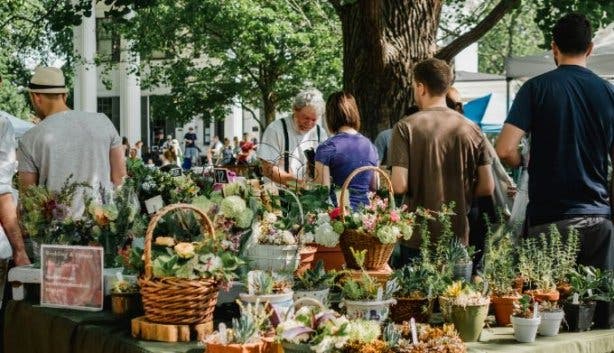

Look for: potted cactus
[518,236,559,302]
[449,283,490,342]
[482,225,520,326]
[592,268,614,329]
[564,266,599,332]
[239,270,294,322]
[511,294,541,343]
[293,260,336,306]
[538,300,565,337]
[205,307,273,353]
[390,263,433,323]
[110,278,141,317]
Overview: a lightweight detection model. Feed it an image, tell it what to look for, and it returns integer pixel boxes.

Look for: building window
[97,97,120,132]
[96,18,120,62]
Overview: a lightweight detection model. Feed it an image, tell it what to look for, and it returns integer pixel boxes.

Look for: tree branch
[241,103,265,131]
[435,0,520,62]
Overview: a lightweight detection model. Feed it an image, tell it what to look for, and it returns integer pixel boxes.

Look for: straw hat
[27,67,68,94]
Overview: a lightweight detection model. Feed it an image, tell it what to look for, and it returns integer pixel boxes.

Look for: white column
[118,15,141,145]
[72,0,97,112]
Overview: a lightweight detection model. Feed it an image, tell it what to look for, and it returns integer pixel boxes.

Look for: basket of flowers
[244,187,304,272]
[138,203,242,326]
[331,166,415,270]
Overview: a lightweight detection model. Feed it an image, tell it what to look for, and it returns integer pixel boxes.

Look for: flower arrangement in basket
[329,166,415,270]
[243,187,305,272]
[138,203,243,326]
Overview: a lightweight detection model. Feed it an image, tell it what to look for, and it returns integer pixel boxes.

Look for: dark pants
[528,217,614,271]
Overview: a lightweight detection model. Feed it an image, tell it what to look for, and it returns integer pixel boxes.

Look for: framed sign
[214,168,230,184]
[169,167,183,177]
[145,195,164,214]
[40,245,104,311]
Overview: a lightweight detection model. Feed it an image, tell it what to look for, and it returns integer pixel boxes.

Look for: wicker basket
[138,203,220,325]
[390,297,432,323]
[338,166,396,270]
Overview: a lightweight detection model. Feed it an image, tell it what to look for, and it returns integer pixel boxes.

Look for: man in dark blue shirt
[496,13,614,270]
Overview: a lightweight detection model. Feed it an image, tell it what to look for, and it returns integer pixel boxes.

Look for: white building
[72,1,261,153]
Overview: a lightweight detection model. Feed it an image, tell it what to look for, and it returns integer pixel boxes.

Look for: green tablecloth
[3,300,203,353]
[5,300,614,353]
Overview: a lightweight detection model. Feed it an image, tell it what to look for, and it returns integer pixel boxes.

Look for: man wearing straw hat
[16,67,126,215]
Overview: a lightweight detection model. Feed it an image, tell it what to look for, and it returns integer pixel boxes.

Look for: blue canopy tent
[461,94,502,133]
[0,111,34,138]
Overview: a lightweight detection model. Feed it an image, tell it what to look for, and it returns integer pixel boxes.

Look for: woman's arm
[314,161,330,186]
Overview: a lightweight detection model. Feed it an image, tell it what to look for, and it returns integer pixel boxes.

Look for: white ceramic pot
[511,315,541,343]
[293,288,330,307]
[340,298,396,322]
[239,291,294,320]
[244,243,300,272]
[538,310,565,336]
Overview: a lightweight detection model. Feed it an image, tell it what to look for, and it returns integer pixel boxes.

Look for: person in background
[170,139,183,167]
[237,141,256,165]
[240,133,250,148]
[375,106,420,169]
[220,138,235,165]
[496,13,614,270]
[121,136,130,157]
[206,135,223,165]
[17,67,126,216]
[258,88,327,185]
[128,148,138,160]
[159,149,177,173]
[389,58,494,267]
[232,136,241,155]
[134,140,143,160]
[314,92,379,210]
[183,127,198,165]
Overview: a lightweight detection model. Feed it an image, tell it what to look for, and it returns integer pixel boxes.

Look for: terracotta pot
[556,282,573,302]
[111,292,142,317]
[295,246,318,276]
[206,340,273,353]
[525,289,559,302]
[310,244,345,271]
[513,276,524,292]
[491,294,520,326]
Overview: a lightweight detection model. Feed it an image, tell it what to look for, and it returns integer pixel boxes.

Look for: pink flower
[390,210,400,222]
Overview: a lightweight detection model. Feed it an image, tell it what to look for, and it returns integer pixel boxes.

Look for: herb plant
[294,260,336,291]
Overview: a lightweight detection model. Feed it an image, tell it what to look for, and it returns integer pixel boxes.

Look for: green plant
[230,311,258,344]
[549,226,580,285]
[294,260,336,291]
[518,236,555,291]
[237,299,272,333]
[383,322,400,347]
[595,270,614,302]
[339,248,399,301]
[482,224,517,296]
[111,280,139,294]
[245,271,291,295]
[392,264,433,299]
[513,294,535,318]
[568,266,600,303]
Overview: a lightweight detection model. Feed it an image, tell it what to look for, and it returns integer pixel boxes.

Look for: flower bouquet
[138,203,243,326]
[331,166,415,270]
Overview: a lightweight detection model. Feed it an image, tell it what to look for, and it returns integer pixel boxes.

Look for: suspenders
[279,118,321,173]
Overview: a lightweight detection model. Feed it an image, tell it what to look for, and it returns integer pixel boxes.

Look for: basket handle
[339,166,395,216]
[284,297,325,320]
[143,203,215,280]
[277,185,305,245]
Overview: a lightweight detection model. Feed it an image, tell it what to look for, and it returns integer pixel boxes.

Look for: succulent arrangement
[294,260,337,291]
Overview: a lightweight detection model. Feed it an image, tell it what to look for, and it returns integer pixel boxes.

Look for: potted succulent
[388,323,466,353]
[447,239,475,283]
[293,260,336,305]
[549,227,580,301]
[518,236,559,302]
[538,300,565,337]
[449,284,490,342]
[482,225,520,326]
[110,278,141,317]
[563,266,598,332]
[594,268,614,329]
[390,263,434,323]
[338,320,388,353]
[205,308,272,353]
[239,270,294,322]
[338,249,399,322]
[510,294,541,343]
[277,303,352,353]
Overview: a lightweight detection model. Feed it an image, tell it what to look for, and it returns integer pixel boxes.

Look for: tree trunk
[338,0,442,139]
[263,91,278,127]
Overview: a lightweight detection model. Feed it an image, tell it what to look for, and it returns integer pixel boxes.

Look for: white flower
[303,232,315,244]
[264,212,278,223]
[316,213,330,225]
[282,231,296,245]
[314,223,340,247]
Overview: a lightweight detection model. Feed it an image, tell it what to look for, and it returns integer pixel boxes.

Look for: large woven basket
[338,166,396,270]
[390,297,432,323]
[139,203,220,325]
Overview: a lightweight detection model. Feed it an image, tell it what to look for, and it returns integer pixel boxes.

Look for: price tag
[214,168,230,184]
[144,195,164,214]
[410,318,418,344]
[572,293,580,304]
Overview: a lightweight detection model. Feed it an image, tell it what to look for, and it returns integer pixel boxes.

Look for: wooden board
[347,264,393,286]
[131,316,213,342]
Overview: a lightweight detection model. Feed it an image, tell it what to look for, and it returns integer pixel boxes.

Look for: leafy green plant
[568,266,600,303]
[245,271,291,295]
[482,223,517,296]
[513,294,535,318]
[518,236,555,291]
[592,269,614,302]
[294,260,336,291]
[340,248,399,301]
[230,311,258,344]
[548,226,580,285]
[383,322,400,347]
[392,264,433,299]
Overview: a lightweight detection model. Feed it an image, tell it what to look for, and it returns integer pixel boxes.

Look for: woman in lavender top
[314,92,379,210]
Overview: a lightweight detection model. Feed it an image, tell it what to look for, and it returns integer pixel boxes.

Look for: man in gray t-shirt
[16,67,126,215]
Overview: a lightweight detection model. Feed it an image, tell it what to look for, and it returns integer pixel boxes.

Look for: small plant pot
[563,301,596,332]
[239,291,294,321]
[390,297,431,323]
[293,288,330,307]
[340,298,396,322]
[206,340,270,353]
[452,261,473,282]
[491,294,520,326]
[593,300,614,329]
[295,246,318,276]
[538,310,565,336]
[111,292,142,317]
[450,304,489,342]
[511,315,541,343]
[525,289,560,302]
[309,244,345,271]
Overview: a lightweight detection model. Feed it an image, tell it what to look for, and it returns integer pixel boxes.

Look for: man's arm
[391,166,409,195]
[110,145,127,187]
[0,193,29,265]
[259,159,298,185]
[474,165,495,197]
[495,123,526,168]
